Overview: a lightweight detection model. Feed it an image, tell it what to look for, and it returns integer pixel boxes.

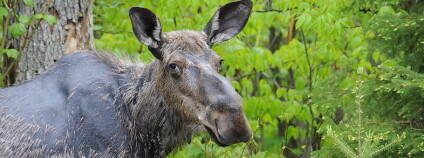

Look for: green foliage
[42,15,57,24]
[91,0,424,157]
[364,66,424,121]
[323,74,405,158]
[8,22,26,37]
[1,49,19,59]
[0,0,57,84]
[365,1,424,73]
[23,0,35,7]
[18,15,31,25]
[32,14,44,19]
[326,125,405,158]
[0,7,8,17]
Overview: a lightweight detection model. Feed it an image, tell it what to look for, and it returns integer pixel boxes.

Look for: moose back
[0,0,253,157]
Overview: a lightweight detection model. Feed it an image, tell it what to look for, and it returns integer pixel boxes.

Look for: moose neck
[119,61,198,157]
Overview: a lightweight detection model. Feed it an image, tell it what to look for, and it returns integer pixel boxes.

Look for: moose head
[129,0,253,146]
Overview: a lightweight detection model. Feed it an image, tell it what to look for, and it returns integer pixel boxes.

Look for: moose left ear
[129,7,164,60]
[203,0,253,46]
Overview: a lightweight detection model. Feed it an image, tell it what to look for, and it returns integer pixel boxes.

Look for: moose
[0,0,253,157]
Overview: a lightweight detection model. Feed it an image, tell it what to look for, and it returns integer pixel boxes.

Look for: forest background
[1,0,423,157]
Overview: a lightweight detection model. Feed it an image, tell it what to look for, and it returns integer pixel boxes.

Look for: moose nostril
[216,114,252,144]
[240,129,253,142]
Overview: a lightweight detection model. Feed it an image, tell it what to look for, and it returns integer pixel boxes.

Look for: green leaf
[19,15,31,25]
[93,24,104,31]
[357,67,365,75]
[23,0,35,7]
[1,49,19,58]
[287,126,300,139]
[0,7,8,17]
[43,15,57,24]
[8,23,26,37]
[33,14,43,19]
[296,14,306,29]
[276,88,287,98]
[379,6,396,15]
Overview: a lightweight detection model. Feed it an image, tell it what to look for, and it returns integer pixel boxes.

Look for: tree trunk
[6,0,94,86]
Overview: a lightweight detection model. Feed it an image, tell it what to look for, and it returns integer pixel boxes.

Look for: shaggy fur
[95,50,203,156]
[0,50,202,157]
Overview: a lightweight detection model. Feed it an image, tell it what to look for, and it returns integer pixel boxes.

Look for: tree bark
[6,0,94,86]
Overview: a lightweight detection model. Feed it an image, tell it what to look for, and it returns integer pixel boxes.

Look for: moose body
[0,52,131,156]
[0,0,253,157]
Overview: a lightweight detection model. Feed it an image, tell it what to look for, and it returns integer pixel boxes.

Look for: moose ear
[203,0,253,46]
[129,7,162,49]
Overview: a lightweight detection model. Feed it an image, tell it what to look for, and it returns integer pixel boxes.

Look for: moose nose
[216,113,253,144]
[202,72,252,145]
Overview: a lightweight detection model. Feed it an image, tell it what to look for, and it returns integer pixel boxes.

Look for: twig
[232,60,297,80]
[233,71,261,80]
[282,146,302,158]
[239,119,263,158]
[357,79,364,158]
[0,0,12,50]
[306,91,349,95]
[19,19,42,52]
[2,0,9,10]
[19,0,54,52]
[300,29,316,154]
[366,120,424,124]
[255,9,282,13]
[96,30,132,34]
[359,8,378,14]
[300,29,313,91]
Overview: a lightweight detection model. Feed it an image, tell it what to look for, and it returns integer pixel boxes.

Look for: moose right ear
[129,7,163,52]
[203,0,253,46]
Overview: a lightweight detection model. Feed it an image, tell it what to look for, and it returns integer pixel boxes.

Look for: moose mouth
[204,123,229,147]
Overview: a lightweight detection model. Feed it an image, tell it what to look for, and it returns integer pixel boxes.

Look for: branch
[300,29,313,91]
[95,30,132,34]
[0,0,13,50]
[366,120,424,124]
[239,119,263,158]
[359,8,378,14]
[2,0,9,10]
[254,9,282,13]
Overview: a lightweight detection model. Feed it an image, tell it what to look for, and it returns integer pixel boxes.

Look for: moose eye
[169,63,178,70]
[169,63,182,78]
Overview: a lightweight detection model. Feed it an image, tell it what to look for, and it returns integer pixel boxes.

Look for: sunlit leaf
[1,49,19,58]
[0,7,8,17]
[23,0,35,7]
[33,14,43,19]
[19,15,31,25]
[9,23,26,37]
[43,15,57,24]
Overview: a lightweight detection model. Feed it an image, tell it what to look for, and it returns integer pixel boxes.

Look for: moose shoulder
[0,0,253,157]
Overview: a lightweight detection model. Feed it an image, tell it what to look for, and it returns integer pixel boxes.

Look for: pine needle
[366,136,403,158]
[327,126,357,158]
